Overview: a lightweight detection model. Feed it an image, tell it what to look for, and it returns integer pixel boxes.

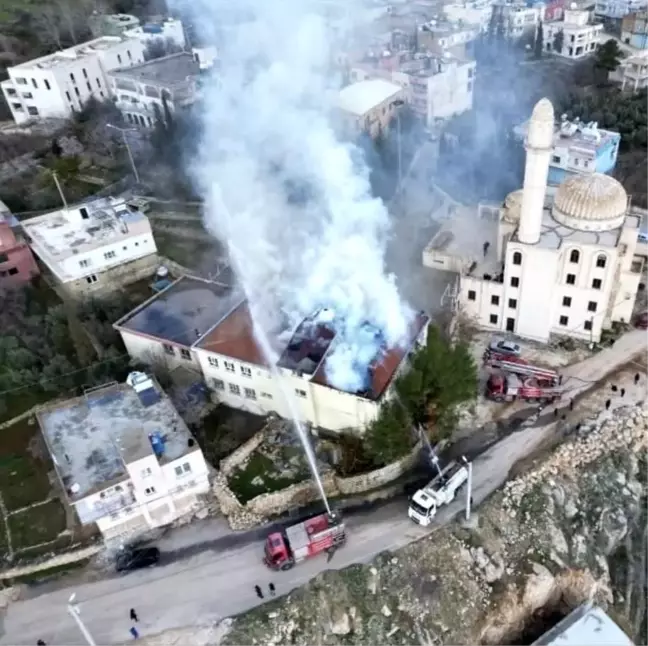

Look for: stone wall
[0,544,102,580]
[220,430,267,477]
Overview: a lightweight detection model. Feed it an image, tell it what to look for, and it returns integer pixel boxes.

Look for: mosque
[423,97,645,344]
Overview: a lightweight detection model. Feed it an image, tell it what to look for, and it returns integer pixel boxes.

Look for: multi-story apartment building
[108,52,201,128]
[610,49,648,88]
[595,0,647,20]
[494,2,545,39]
[0,201,39,288]
[620,10,648,46]
[544,7,603,58]
[124,18,187,50]
[21,196,158,297]
[38,373,210,541]
[1,36,146,125]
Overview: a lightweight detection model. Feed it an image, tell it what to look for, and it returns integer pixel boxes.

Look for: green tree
[534,22,544,59]
[594,39,624,74]
[553,29,564,53]
[365,399,413,464]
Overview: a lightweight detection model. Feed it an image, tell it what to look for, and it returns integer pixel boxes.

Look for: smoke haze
[177,0,412,392]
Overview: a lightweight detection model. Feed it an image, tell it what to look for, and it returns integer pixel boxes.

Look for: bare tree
[56,0,93,46]
[32,6,64,50]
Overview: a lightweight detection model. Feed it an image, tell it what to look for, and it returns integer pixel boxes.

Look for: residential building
[108,52,200,128]
[417,21,481,56]
[0,37,146,125]
[595,0,646,20]
[38,372,210,541]
[21,196,158,297]
[513,115,621,186]
[114,276,430,433]
[544,7,604,58]
[337,78,404,138]
[424,98,643,344]
[495,2,546,39]
[620,10,648,47]
[0,201,39,288]
[545,0,567,22]
[124,18,187,50]
[443,2,495,31]
[610,48,648,88]
[352,51,476,128]
[89,13,140,38]
[533,603,633,645]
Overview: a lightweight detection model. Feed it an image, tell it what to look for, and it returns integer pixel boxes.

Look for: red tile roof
[311,311,429,400]
[196,301,268,367]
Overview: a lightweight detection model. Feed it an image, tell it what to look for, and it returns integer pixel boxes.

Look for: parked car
[115,546,160,573]
[488,339,522,356]
[635,311,648,330]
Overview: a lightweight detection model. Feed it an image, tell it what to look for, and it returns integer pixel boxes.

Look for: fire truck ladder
[487,355,559,382]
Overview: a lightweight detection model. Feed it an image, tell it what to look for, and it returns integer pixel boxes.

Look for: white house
[114,277,430,433]
[38,373,210,541]
[423,98,644,344]
[544,7,604,58]
[502,3,546,39]
[124,17,187,50]
[108,52,201,128]
[443,2,495,31]
[0,36,146,125]
[609,49,648,90]
[21,196,158,296]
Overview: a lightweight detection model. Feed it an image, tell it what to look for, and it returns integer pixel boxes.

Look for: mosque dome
[552,173,628,232]
[503,189,524,223]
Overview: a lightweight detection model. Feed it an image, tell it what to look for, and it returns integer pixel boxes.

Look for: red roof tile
[197,301,268,367]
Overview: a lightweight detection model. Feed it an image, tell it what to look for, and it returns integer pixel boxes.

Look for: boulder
[330,608,351,635]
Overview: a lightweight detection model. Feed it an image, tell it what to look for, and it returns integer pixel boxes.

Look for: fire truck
[263,511,346,571]
[408,459,470,526]
[484,351,560,385]
[486,372,562,403]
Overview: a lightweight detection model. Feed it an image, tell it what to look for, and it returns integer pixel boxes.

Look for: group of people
[255,583,276,599]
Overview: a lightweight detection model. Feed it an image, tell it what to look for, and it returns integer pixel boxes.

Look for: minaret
[518,97,555,245]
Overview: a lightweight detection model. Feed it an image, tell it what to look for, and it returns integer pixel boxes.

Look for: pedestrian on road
[269,582,276,596]
[611,384,618,392]
[37,641,46,645]
[621,388,625,397]
[605,399,611,410]
[483,241,490,257]
[635,373,640,385]
[554,408,559,417]
[130,627,139,640]
[569,399,574,410]
[255,585,264,599]
[130,609,139,622]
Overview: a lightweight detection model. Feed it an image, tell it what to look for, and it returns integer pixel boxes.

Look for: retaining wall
[219,430,267,477]
[0,544,102,580]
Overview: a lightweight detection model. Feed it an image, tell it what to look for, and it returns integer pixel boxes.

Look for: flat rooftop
[338,78,403,116]
[12,36,135,70]
[38,377,199,501]
[111,52,199,85]
[311,310,429,400]
[21,197,150,260]
[115,275,241,347]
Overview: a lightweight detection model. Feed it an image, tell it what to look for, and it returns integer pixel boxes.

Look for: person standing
[130,609,139,622]
[255,585,264,599]
[129,627,139,640]
[269,583,276,597]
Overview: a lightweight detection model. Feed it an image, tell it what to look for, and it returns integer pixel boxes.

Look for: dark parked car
[115,546,160,573]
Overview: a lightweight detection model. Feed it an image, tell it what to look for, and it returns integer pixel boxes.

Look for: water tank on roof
[149,432,166,458]
[143,23,164,34]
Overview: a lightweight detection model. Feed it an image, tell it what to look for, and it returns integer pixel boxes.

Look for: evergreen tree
[594,38,624,73]
[365,400,413,465]
[534,21,544,59]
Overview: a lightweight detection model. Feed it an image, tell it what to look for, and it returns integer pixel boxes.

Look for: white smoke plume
[179,0,413,392]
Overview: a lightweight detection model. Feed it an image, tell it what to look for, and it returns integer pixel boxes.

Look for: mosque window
[512,252,522,265]
[569,249,580,263]
[596,255,606,269]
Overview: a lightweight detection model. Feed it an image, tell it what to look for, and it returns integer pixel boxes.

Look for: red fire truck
[484,351,560,386]
[486,372,562,403]
[263,511,346,571]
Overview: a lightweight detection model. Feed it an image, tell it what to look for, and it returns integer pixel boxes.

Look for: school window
[44,79,51,90]
[75,87,80,97]
[559,315,569,326]
[510,276,519,287]
[596,255,606,268]
[70,72,75,83]
[118,54,122,64]
[508,298,517,309]
[66,91,71,101]
[587,301,597,312]
[128,49,132,60]
[489,314,498,325]
[512,251,522,265]
[562,296,572,307]
[592,278,602,290]
[566,273,576,285]
[229,383,241,396]
[180,348,192,360]
[241,366,252,377]
[96,77,101,88]
[295,389,307,398]
[211,378,224,390]
[584,320,592,331]
[224,361,235,372]
[30,78,37,89]
[27,106,39,115]
[261,392,273,399]
[208,356,219,367]
[145,486,156,495]
[86,81,92,92]
[491,295,499,305]
[15,77,27,84]
[244,388,256,400]
[467,290,476,301]
[85,274,97,284]
[79,259,90,268]
[82,68,88,79]
[104,250,116,259]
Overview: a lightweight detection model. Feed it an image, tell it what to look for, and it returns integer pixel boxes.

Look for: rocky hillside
[221,404,647,646]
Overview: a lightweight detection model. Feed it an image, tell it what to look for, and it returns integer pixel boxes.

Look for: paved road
[0,330,644,645]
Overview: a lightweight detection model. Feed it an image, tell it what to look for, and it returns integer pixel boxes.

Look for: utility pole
[68,594,97,646]
[464,457,473,522]
[51,170,68,209]
[106,123,140,184]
